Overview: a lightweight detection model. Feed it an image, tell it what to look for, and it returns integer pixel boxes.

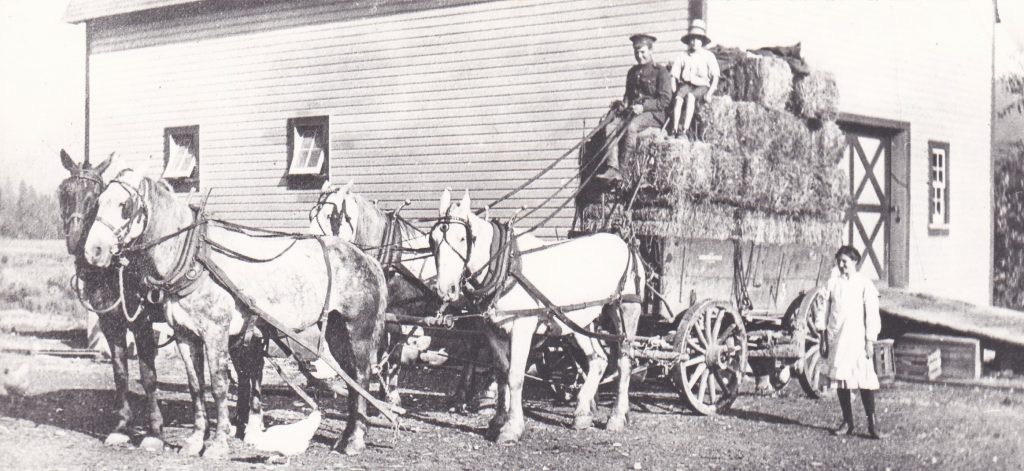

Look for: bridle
[308,190,352,236]
[60,171,105,240]
[429,213,477,280]
[93,178,149,254]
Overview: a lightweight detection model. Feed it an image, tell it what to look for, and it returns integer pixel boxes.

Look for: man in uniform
[595,33,674,183]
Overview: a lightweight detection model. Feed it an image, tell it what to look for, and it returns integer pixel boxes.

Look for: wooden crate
[873,339,896,385]
[897,333,981,380]
[894,347,942,381]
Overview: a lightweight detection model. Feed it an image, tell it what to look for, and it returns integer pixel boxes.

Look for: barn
[64,0,997,306]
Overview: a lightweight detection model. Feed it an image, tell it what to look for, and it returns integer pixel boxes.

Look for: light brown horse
[83,168,388,458]
[58,150,166,451]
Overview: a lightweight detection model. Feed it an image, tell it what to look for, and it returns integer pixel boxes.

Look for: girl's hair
[835,245,862,264]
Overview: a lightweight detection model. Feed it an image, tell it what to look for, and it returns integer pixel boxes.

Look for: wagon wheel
[791,288,835,399]
[528,338,586,403]
[672,300,747,415]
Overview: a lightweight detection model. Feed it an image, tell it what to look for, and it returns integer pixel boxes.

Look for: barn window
[163,126,199,193]
[927,141,950,232]
[287,116,329,179]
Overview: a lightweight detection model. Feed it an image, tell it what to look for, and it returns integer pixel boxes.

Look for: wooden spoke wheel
[672,300,747,415]
[792,289,835,399]
[528,338,586,403]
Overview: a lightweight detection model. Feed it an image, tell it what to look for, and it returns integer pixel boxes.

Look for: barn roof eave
[64,0,208,24]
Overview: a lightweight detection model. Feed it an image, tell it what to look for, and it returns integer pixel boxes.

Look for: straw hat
[681,19,711,45]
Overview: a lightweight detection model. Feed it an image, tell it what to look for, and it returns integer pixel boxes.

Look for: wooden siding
[85,0,994,304]
[86,0,693,237]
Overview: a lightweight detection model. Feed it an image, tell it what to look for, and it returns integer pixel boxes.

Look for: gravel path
[0,334,1022,470]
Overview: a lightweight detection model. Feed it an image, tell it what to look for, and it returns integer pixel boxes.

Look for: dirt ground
[1,329,1022,471]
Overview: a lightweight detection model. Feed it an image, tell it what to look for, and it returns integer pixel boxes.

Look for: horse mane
[351,193,388,247]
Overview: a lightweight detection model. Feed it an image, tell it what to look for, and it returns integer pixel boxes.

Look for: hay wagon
[540,216,837,415]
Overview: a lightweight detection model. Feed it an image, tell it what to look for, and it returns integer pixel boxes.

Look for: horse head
[58,149,113,256]
[430,188,488,303]
[308,180,354,238]
[83,168,156,268]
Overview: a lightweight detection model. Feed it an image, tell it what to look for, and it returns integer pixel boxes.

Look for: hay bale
[812,121,846,165]
[708,148,745,207]
[632,204,738,240]
[735,102,775,156]
[766,111,813,164]
[696,95,739,151]
[737,211,845,246]
[721,53,794,110]
[793,70,839,121]
[743,153,779,212]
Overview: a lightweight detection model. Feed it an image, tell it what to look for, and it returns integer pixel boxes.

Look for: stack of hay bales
[580,49,848,247]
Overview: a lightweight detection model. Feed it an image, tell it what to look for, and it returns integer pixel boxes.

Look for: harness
[433,215,643,343]
[101,176,402,423]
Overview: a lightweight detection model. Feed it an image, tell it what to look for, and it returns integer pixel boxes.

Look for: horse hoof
[606,416,627,432]
[139,436,165,452]
[495,430,520,446]
[201,440,229,459]
[572,415,593,430]
[343,439,366,456]
[104,432,131,446]
[179,436,204,456]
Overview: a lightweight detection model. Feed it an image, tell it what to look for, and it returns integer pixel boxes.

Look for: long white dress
[823,268,881,390]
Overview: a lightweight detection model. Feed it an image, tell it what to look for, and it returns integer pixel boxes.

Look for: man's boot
[867,414,888,439]
[594,165,621,183]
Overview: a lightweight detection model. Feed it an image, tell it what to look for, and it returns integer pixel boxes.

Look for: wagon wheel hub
[704,345,727,369]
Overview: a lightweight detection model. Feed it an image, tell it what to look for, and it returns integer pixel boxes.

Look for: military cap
[629,33,657,48]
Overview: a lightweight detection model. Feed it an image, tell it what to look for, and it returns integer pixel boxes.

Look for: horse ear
[60,149,76,171]
[94,152,113,175]
[340,179,354,194]
[482,206,490,222]
[320,180,333,192]
[439,188,452,216]
[460,189,471,210]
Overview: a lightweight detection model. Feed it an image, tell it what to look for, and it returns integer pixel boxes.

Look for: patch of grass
[0,239,86,325]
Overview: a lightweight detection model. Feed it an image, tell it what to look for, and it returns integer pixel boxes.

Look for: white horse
[430,189,645,444]
[308,182,546,409]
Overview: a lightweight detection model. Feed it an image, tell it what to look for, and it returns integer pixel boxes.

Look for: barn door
[839,120,909,287]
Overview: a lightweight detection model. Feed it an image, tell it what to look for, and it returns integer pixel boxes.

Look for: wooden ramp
[879,288,1024,348]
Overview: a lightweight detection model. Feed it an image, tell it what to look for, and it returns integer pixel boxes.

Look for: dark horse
[57,150,166,451]
[83,168,388,458]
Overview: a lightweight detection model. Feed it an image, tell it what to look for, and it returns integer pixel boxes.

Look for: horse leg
[131,317,165,451]
[200,327,233,459]
[495,316,538,445]
[383,331,404,408]
[607,303,641,432]
[97,314,132,446]
[327,311,378,456]
[571,330,607,431]
[484,328,511,440]
[174,335,207,457]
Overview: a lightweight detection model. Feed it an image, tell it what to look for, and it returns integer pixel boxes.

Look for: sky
[0,1,1022,194]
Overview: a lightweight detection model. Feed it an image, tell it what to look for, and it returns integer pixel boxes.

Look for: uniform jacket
[623,61,673,123]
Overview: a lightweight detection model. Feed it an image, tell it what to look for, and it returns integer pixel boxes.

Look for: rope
[474,110,619,215]
[117,264,146,323]
[70,272,121,314]
[521,116,634,234]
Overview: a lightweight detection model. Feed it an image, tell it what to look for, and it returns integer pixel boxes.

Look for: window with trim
[163,126,199,193]
[928,141,950,232]
[286,116,329,188]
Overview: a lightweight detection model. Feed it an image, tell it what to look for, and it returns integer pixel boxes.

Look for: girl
[820,245,887,439]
